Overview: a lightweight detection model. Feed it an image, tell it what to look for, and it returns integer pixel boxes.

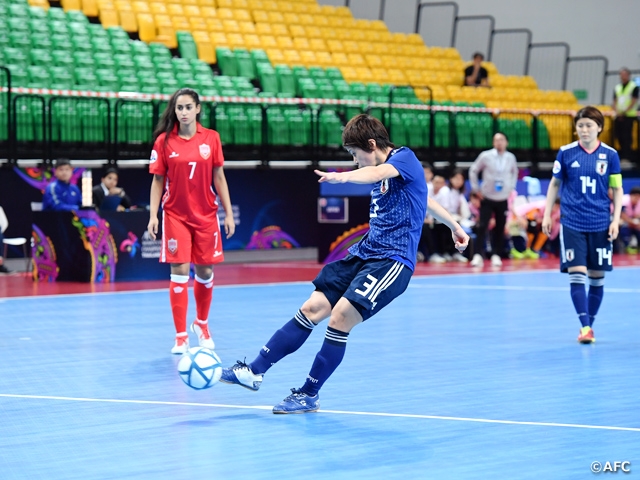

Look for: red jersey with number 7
[149,123,224,225]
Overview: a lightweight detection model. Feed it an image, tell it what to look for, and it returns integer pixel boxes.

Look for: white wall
[318,0,640,102]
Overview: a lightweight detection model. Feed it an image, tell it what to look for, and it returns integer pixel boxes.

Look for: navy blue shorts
[312,254,413,321]
[559,225,613,273]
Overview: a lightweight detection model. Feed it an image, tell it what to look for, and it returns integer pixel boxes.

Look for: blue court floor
[1,268,639,479]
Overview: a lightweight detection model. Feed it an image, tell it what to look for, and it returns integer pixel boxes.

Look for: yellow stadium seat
[210,32,228,47]
[268,11,284,23]
[283,12,299,24]
[314,51,332,67]
[206,17,223,32]
[347,53,366,67]
[356,67,374,83]
[261,0,277,10]
[312,14,329,27]
[247,0,263,8]
[231,0,249,6]
[171,16,190,30]
[82,0,99,16]
[276,0,292,11]
[306,26,323,38]
[254,23,271,34]
[115,0,131,11]
[183,4,200,15]
[192,30,209,41]
[61,0,81,11]
[155,13,172,28]
[216,7,234,19]
[216,0,233,7]
[365,55,383,69]
[319,5,336,15]
[167,3,184,15]
[156,33,177,49]
[370,20,387,31]
[299,50,316,66]
[296,13,313,25]
[335,6,351,17]
[276,36,293,49]
[266,48,285,64]
[283,50,300,65]
[331,52,349,66]
[357,41,375,55]
[28,0,50,9]
[150,2,166,13]
[252,9,268,22]
[197,0,215,6]
[289,25,305,37]
[195,40,217,64]
[309,38,326,51]
[289,2,306,13]
[222,19,240,32]
[137,13,156,42]
[232,8,251,20]
[100,8,119,28]
[271,23,288,36]
[119,10,138,32]
[238,21,255,33]
[342,41,359,53]
[293,37,309,50]
[182,0,199,6]
[326,40,343,53]
[259,35,277,49]
[244,34,261,49]
[338,67,355,81]
[226,33,245,48]
[189,17,206,30]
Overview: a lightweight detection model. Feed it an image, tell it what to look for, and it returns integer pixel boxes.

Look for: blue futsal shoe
[219,360,263,391]
[272,388,320,414]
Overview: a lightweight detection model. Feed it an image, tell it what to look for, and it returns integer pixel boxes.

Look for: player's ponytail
[152,88,202,143]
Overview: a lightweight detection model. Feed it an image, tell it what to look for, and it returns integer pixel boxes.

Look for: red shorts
[161,212,224,265]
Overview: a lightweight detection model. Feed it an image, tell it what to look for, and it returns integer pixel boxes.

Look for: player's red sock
[169,274,189,334]
[194,274,214,322]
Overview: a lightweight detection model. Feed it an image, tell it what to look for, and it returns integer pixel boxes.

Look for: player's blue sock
[249,310,315,375]
[569,272,589,328]
[300,326,349,396]
[588,276,605,327]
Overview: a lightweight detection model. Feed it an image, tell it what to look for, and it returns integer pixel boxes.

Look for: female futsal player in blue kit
[542,106,623,344]
[221,114,470,413]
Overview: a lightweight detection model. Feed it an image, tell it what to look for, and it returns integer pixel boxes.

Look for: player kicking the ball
[221,114,469,413]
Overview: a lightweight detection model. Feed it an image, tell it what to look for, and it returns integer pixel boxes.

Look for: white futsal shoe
[190,320,215,349]
[171,333,189,354]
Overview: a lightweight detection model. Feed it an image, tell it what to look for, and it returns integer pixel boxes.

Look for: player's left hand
[315,170,344,183]
[224,215,235,239]
[608,220,619,242]
[452,226,470,253]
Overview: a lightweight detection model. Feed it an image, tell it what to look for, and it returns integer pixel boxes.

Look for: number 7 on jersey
[188,162,197,179]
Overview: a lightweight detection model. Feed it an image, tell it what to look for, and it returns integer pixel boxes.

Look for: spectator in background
[612,68,638,162]
[464,52,490,88]
[429,175,451,263]
[42,159,82,212]
[0,227,11,274]
[417,162,436,262]
[443,168,471,262]
[469,132,519,267]
[93,166,132,211]
[620,185,640,253]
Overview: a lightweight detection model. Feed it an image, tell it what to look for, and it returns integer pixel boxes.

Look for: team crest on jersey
[552,160,561,174]
[199,144,211,159]
[596,160,608,176]
[380,179,389,194]
[150,149,158,164]
[566,249,574,262]
[168,238,178,254]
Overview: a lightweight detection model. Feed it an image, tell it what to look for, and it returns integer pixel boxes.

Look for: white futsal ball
[178,347,223,390]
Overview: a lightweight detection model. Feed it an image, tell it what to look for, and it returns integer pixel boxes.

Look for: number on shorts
[596,247,611,266]
[188,162,197,179]
[355,274,378,298]
[370,198,380,218]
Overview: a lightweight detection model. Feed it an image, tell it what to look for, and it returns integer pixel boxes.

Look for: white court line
[1,393,639,433]
[408,284,640,293]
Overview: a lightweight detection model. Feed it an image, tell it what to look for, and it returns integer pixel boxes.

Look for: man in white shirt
[468,132,519,267]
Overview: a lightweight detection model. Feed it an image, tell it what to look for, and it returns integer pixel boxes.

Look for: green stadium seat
[88,23,109,39]
[250,49,270,71]
[257,64,278,94]
[3,47,28,67]
[177,31,198,60]
[9,31,31,50]
[67,10,88,24]
[235,49,255,80]
[47,7,66,21]
[325,67,343,81]
[51,50,75,69]
[216,48,237,77]
[73,51,96,69]
[114,53,135,70]
[275,65,295,96]
[318,109,342,146]
[30,49,54,67]
[6,65,29,87]
[213,106,232,145]
[51,34,73,51]
[28,5,46,18]
[28,18,47,33]
[71,35,93,53]
[107,26,129,42]
[149,42,172,61]
[8,3,28,18]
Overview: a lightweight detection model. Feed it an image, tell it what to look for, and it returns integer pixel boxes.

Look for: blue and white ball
[178,347,223,390]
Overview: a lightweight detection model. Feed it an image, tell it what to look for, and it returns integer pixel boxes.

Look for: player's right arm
[427,197,470,252]
[147,174,164,240]
[314,163,400,184]
[542,178,561,236]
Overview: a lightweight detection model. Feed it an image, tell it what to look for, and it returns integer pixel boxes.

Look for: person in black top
[92,167,132,211]
[464,52,489,87]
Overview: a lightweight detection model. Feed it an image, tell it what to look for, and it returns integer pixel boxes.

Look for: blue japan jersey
[348,147,428,271]
[552,141,621,232]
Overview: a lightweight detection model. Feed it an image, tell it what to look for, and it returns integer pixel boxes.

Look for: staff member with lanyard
[469,132,519,267]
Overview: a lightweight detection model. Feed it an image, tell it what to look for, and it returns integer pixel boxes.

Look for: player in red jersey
[147,88,235,354]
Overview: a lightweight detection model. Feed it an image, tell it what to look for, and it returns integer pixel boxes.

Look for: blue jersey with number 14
[552,141,620,232]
